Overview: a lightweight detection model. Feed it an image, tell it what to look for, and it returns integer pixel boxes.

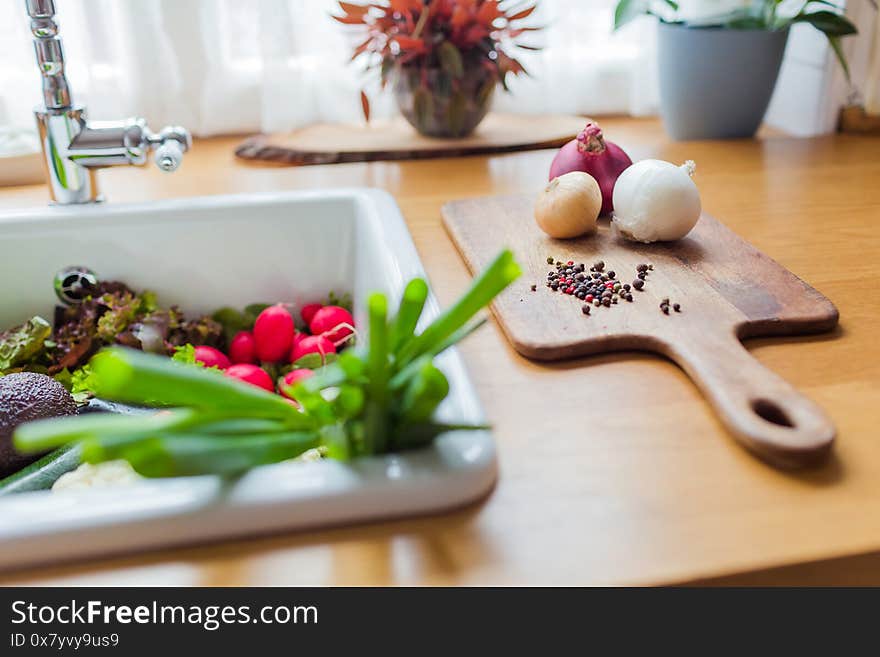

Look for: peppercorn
[648,264,654,270]
[636,264,647,272]
[547,257,554,264]
[530,284,537,292]
[632,280,644,290]
[593,260,604,271]
[661,298,669,305]
[606,270,615,279]
[550,282,559,290]
[626,294,633,302]
[660,304,670,315]
[603,299,611,307]
[582,304,591,315]
[673,303,681,312]
[637,272,647,281]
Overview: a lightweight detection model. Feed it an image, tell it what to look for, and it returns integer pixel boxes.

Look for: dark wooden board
[443,194,840,469]
[235,114,587,165]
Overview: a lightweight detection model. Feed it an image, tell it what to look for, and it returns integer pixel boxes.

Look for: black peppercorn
[673,303,681,312]
[582,304,591,315]
[633,280,644,290]
[530,284,537,292]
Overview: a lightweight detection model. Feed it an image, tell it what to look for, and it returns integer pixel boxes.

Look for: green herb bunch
[14,251,521,478]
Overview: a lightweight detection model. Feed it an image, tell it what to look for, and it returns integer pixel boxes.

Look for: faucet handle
[147,126,191,173]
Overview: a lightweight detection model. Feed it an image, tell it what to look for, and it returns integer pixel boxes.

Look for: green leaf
[14,408,200,454]
[97,431,321,478]
[0,444,81,496]
[0,316,51,371]
[414,87,433,132]
[364,293,389,453]
[447,90,467,137]
[828,35,851,81]
[390,278,428,353]
[726,15,768,29]
[614,0,650,30]
[790,9,857,36]
[397,250,521,366]
[398,362,449,424]
[290,351,338,370]
[88,348,299,419]
[438,41,464,79]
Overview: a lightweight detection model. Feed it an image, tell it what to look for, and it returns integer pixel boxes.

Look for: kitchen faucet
[25,0,191,204]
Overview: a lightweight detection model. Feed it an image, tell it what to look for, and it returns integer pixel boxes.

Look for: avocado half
[0,372,77,477]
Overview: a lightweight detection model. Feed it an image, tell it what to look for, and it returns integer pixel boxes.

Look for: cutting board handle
[666,329,835,468]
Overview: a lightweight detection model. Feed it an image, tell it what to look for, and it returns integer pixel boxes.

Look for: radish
[193,345,231,370]
[300,303,323,325]
[549,121,632,216]
[253,304,295,363]
[225,363,275,392]
[288,331,306,362]
[290,335,335,362]
[228,331,257,364]
[309,306,354,345]
[280,368,314,401]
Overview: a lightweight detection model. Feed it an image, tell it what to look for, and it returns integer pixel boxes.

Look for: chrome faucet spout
[25,0,191,204]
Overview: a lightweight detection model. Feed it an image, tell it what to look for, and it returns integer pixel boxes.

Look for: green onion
[10,250,520,479]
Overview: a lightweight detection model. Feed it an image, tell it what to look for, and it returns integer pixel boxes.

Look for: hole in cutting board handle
[751,399,795,428]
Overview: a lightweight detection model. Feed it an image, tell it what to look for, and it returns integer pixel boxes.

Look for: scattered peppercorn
[530,284,537,292]
[636,264,648,272]
[582,304,591,315]
[547,257,554,264]
[633,279,644,290]
[673,303,681,312]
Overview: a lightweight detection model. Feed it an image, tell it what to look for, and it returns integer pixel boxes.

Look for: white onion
[611,159,702,243]
[534,171,602,239]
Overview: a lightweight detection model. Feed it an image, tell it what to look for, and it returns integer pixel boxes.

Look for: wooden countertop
[1,118,879,586]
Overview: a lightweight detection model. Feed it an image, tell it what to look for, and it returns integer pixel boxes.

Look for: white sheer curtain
[0,0,658,136]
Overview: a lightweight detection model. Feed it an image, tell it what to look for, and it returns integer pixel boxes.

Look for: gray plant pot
[657,22,789,140]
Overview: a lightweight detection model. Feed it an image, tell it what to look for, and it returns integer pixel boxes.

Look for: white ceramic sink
[0,189,495,570]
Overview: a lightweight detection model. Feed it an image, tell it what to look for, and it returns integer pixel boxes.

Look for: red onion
[549,122,632,216]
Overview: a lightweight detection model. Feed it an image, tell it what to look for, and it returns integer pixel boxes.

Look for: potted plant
[614,0,867,139]
[334,0,541,138]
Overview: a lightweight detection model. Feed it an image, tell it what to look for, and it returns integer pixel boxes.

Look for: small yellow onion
[534,172,602,239]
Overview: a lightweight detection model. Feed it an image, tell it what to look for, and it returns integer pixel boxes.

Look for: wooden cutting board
[235,114,587,165]
[443,195,839,469]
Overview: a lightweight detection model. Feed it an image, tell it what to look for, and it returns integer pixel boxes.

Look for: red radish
[288,331,306,362]
[225,363,275,392]
[309,306,354,344]
[194,345,231,370]
[253,304,295,363]
[280,368,314,401]
[301,303,323,325]
[549,121,632,216]
[290,335,335,362]
[228,331,257,364]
